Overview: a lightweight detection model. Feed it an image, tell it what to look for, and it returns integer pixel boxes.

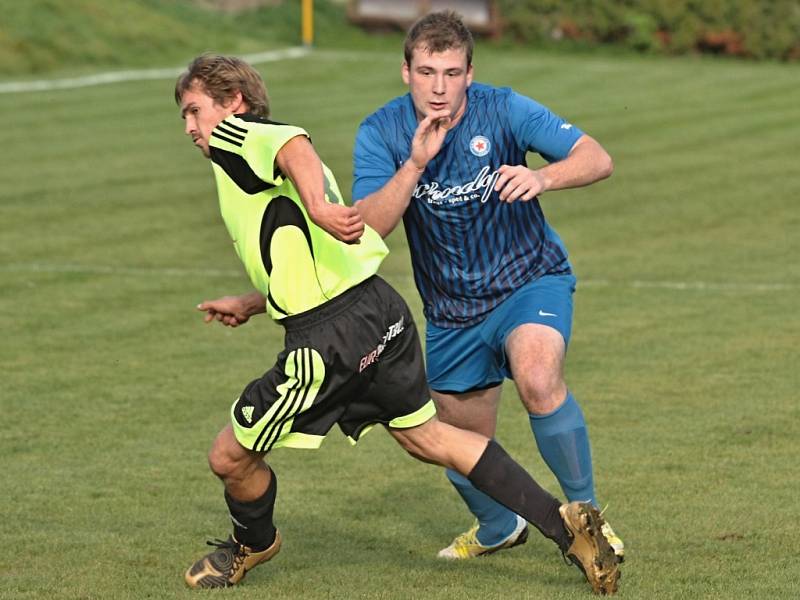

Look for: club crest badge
[469,135,491,157]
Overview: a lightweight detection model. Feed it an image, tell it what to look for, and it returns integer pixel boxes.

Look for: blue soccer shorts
[425,273,577,393]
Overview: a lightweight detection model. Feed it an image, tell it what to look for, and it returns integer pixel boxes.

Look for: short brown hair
[404,10,474,66]
[174,53,270,118]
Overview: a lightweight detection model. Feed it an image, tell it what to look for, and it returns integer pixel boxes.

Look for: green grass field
[1,33,799,600]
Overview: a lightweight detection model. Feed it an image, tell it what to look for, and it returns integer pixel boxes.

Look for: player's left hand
[494,165,547,202]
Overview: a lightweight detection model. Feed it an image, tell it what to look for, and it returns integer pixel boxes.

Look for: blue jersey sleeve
[352,121,397,202]
[507,92,584,163]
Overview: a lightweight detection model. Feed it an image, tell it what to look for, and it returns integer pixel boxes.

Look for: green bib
[209,114,388,320]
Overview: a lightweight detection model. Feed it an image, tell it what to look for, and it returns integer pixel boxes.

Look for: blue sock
[529,392,597,506]
[446,468,519,546]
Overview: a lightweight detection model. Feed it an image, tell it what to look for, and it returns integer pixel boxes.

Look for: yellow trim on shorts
[272,431,326,450]
[346,400,436,445]
[346,424,376,446]
[231,347,325,452]
[388,399,436,429]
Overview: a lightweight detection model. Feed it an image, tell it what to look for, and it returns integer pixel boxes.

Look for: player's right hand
[197,296,252,327]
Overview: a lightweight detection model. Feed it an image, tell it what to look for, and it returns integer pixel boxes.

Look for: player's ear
[226,90,246,114]
[466,63,474,86]
[401,61,410,85]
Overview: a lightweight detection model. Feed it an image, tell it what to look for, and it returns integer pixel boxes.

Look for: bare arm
[197,291,266,328]
[494,134,614,202]
[354,160,424,238]
[276,135,364,243]
[355,111,452,238]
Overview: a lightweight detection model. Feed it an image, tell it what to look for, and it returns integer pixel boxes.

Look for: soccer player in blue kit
[353,11,625,561]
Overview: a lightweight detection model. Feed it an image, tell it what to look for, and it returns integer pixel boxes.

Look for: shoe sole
[561,504,620,595]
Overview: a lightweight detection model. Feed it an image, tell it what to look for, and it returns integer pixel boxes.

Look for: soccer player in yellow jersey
[174,54,619,594]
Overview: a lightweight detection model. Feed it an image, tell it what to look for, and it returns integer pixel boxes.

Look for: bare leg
[507,323,596,505]
[208,424,271,500]
[388,417,569,549]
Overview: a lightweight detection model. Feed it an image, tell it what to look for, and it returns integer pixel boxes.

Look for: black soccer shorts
[230,276,435,453]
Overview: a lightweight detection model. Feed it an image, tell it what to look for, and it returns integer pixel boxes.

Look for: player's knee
[397,422,449,465]
[520,376,567,414]
[207,437,247,481]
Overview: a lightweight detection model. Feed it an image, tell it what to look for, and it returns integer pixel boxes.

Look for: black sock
[224,470,277,551]
[468,440,571,551]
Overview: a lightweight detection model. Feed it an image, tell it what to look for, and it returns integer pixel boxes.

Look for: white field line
[0,47,311,94]
[0,263,243,279]
[1,262,795,292]
[579,279,796,292]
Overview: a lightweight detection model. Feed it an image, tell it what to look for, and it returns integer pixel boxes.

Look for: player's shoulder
[218,114,310,153]
[226,113,304,135]
[361,94,412,130]
[468,82,515,102]
[466,83,519,119]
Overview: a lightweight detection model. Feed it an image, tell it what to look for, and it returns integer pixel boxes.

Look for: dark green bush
[497,0,800,60]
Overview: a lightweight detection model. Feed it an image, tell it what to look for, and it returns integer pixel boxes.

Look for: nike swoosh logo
[538,310,558,317]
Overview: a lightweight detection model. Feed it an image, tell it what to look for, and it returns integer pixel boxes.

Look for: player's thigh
[387,416,487,471]
[425,321,504,394]
[506,323,567,412]
[432,385,501,437]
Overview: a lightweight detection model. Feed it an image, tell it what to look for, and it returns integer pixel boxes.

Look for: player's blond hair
[404,10,474,66]
[174,54,270,118]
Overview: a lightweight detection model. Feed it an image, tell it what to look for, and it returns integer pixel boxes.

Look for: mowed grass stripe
[2,262,796,292]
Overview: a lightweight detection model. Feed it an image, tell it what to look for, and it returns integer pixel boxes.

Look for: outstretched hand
[409,110,453,171]
[308,202,365,243]
[197,293,263,328]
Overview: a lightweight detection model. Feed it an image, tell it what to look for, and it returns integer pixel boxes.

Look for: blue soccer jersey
[353,82,583,328]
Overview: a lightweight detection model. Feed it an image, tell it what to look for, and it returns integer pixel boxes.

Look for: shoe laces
[454,522,480,546]
[561,551,573,566]
[598,505,619,540]
[206,537,247,573]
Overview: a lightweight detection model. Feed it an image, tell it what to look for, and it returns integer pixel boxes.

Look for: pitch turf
[1,46,798,599]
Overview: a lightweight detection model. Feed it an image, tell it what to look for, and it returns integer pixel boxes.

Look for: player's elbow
[598,150,614,180]
[574,135,613,182]
[588,138,614,180]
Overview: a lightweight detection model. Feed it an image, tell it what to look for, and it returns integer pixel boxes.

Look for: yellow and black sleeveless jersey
[208,113,388,320]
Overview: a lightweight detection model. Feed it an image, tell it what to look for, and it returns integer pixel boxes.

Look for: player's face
[403,46,473,124]
[180,83,233,158]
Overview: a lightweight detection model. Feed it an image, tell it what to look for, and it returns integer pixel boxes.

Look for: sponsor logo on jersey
[413,165,501,206]
[359,316,405,372]
[469,135,491,157]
